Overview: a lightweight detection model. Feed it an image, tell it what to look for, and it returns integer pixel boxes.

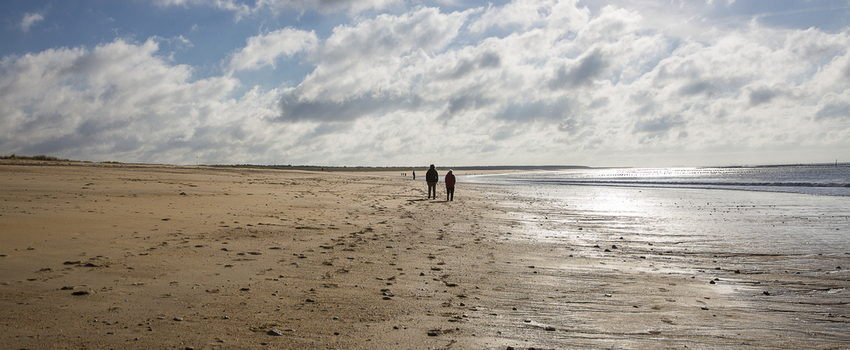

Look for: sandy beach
[1,161,847,350]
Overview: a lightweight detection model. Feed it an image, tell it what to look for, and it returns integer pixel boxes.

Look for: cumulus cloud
[228,28,318,72]
[633,115,685,136]
[495,97,574,122]
[256,0,401,15]
[0,39,274,163]
[814,92,850,120]
[281,7,470,106]
[747,87,778,107]
[547,50,609,90]
[3,0,850,166]
[258,0,850,164]
[21,12,45,32]
[153,0,249,12]
[468,0,589,34]
[153,0,399,18]
[275,92,414,123]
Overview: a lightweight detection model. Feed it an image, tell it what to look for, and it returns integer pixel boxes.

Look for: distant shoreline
[1,154,845,171]
[0,156,590,172]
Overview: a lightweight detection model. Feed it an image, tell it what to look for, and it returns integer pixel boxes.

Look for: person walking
[445,169,455,201]
[426,164,439,199]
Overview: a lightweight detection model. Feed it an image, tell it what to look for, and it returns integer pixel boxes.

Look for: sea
[457,165,849,346]
[462,163,850,258]
[464,163,850,197]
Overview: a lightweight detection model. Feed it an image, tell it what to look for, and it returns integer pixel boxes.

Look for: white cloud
[151,0,251,20]
[0,39,280,164]
[468,0,590,34]
[268,0,850,166]
[153,0,400,19]
[278,7,471,106]
[814,91,850,121]
[21,12,45,32]
[256,0,401,15]
[3,1,850,166]
[154,0,246,11]
[228,28,318,72]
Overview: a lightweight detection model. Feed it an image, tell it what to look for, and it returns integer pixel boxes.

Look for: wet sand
[1,161,847,349]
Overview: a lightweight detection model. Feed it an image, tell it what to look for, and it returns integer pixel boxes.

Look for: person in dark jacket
[425,164,438,199]
[445,169,455,201]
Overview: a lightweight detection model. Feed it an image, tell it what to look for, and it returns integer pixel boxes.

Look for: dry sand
[1,161,847,349]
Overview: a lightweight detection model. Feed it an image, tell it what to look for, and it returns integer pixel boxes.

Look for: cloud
[153,0,399,19]
[495,97,574,122]
[678,81,716,96]
[440,94,494,120]
[257,0,402,15]
[441,51,502,80]
[468,0,590,34]
[320,7,468,62]
[279,7,470,106]
[633,115,685,135]
[152,0,249,14]
[747,86,778,107]
[814,92,850,120]
[3,0,850,166]
[253,1,850,165]
[547,49,609,90]
[275,91,413,122]
[0,38,269,163]
[21,12,45,32]
[228,28,318,72]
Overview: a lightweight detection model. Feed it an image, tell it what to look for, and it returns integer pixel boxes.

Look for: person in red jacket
[444,169,456,201]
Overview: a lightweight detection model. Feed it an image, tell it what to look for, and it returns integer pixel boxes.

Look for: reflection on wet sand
[481,183,849,348]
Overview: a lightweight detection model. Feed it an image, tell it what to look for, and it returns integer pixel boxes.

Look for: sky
[1,0,849,167]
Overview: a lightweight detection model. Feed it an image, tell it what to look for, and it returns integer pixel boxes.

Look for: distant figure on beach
[412,171,415,180]
[426,164,438,199]
[445,169,455,201]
